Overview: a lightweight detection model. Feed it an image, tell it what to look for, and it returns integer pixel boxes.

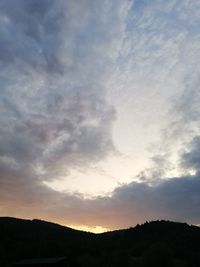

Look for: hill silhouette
[1,217,200,267]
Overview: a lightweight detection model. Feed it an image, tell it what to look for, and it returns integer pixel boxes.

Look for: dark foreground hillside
[0,217,200,267]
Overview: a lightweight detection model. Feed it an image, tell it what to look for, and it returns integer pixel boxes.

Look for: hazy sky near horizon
[0,0,200,232]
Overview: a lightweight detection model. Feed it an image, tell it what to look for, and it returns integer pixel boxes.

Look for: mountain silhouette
[1,217,200,266]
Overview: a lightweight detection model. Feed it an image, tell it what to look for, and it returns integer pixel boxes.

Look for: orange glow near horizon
[66,224,110,233]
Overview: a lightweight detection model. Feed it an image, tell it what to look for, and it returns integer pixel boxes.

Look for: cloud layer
[0,0,128,182]
[0,0,200,231]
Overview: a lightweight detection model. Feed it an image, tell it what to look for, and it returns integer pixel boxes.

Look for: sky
[0,0,200,233]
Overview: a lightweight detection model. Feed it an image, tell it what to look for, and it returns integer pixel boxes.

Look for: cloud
[181,136,200,171]
[109,174,200,227]
[0,0,129,214]
[0,0,131,183]
[1,0,200,231]
[1,168,200,230]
